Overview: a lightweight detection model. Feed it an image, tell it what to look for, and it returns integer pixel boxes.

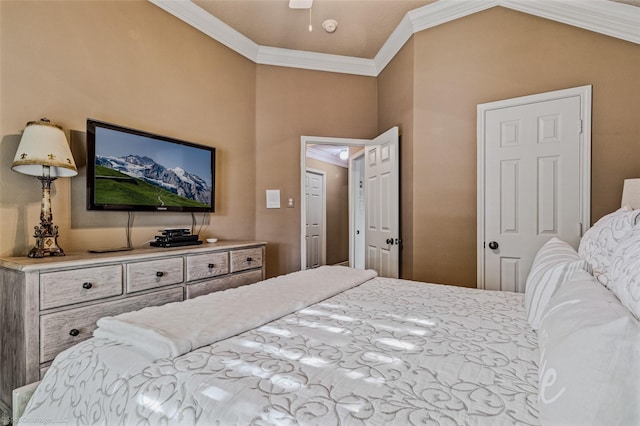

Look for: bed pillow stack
[524,238,586,330]
[608,224,640,321]
[537,270,640,425]
[578,206,640,287]
[533,208,640,425]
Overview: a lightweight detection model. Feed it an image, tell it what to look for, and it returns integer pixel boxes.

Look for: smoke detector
[322,19,338,33]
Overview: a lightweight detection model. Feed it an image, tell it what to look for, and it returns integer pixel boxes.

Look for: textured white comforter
[20,276,539,425]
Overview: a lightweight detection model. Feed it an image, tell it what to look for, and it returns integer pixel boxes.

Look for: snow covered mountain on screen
[96,154,211,204]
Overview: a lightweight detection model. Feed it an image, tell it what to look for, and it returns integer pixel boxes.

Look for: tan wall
[406,7,640,287]
[378,38,415,279]
[306,158,349,265]
[3,3,639,285]
[255,65,377,277]
[0,1,257,257]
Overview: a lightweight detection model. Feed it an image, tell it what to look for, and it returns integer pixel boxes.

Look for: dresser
[0,240,266,417]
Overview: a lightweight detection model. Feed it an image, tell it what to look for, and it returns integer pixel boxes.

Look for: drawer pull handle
[82,282,93,289]
[156,271,164,278]
[69,329,80,337]
[246,257,253,262]
[208,263,215,269]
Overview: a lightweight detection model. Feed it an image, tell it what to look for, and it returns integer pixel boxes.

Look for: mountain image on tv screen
[93,127,212,209]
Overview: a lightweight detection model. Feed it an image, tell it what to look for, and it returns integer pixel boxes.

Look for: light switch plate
[266,190,281,208]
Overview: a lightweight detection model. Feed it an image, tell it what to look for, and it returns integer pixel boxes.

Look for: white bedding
[20,274,539,425]
[94,266,377,359]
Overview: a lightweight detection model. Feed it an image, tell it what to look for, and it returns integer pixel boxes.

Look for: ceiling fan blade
[289,0,313,9]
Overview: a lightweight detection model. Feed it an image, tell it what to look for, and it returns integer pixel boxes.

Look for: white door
[305,169,325,269]
[478,86,591,292]
[365,127,400,278]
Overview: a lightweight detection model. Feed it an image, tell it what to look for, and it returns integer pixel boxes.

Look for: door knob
[386,238,393,245]
[488,241,499,250]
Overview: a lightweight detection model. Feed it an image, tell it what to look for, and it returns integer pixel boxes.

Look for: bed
[17,208,640,426]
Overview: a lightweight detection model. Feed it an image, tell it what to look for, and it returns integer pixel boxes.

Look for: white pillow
[578,207,640,287]
[524,238,585,330]
[538,270,640,426]
[609,225,640,321]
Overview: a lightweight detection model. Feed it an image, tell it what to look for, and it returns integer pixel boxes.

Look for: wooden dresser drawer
[40,265,123,310]
[39,287,183,363]
[186,252,229,282]
[127,257,184,293]
[186,269,263,299]
[230,247,263,273]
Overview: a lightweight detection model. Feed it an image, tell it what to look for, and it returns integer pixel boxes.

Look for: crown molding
[374,0,500,74]
[149,0,259,61]
[306,146,349,168]
[373,13,415,76]
[150,0,640,77]
[257,47,377,77]
[502,0,640,45]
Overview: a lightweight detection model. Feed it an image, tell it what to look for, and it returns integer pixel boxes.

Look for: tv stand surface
[88,247,134,253]
[0,240,266,421]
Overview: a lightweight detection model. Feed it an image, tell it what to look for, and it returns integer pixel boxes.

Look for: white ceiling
[150,0,640,76]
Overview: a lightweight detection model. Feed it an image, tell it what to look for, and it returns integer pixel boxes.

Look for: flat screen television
[86,119,215,212]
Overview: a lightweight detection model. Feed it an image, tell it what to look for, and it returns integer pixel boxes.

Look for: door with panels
[365,127,400,278]
[478,86,591,292]
[305,169,325,269]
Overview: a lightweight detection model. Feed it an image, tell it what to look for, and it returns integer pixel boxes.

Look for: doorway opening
[301,136,368,271]
[300,127,400,277]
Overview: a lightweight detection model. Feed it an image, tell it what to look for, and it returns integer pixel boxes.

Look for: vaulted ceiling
[149,0,640,76]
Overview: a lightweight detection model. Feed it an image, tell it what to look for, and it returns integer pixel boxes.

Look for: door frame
[349,151,365,269]
[476,85,592,289]
[300,135,369,270]
[305,168,327,268]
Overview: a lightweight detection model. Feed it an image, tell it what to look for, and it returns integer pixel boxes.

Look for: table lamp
[621,178,640,210]
[11,118,77,257]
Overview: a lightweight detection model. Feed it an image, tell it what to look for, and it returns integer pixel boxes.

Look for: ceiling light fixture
[322,19,338,33]
[339,149,349,161]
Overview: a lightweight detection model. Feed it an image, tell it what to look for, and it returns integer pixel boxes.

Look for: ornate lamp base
[28,173,66,258]
[28,224,65,258]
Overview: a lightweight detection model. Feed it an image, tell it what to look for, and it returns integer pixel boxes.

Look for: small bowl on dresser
[206,238,218,243]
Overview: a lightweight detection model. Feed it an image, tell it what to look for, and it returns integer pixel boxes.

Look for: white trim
[257,47,377,77]
[503,0,640,45]
[150,0,640,77]
[306,145,348,168]
[477,110,487,290]
[149,0,259,61]
[476,85,592,289]
[373,13,415,76]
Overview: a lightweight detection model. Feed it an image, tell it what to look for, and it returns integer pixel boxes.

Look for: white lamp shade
[621,178,640,210]
[11,120,77,177]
